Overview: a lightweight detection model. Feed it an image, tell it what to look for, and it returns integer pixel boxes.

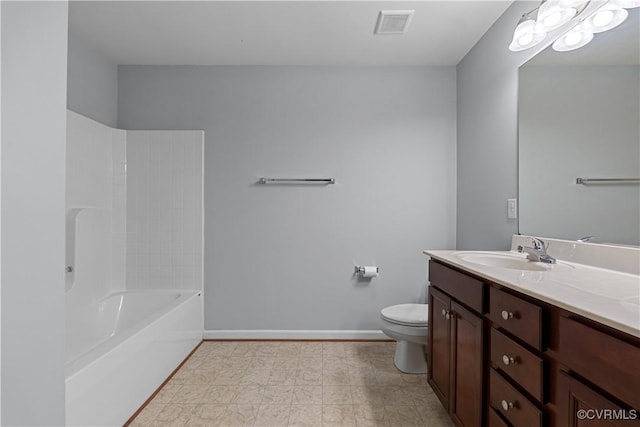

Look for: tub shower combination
[65,291,202,426]
[64,112,204,426]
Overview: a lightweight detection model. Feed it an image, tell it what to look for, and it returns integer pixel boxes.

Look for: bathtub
[65,290,202,426]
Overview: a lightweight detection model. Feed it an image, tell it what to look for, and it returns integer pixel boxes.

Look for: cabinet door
[558,316,640,410]
[451,301,484,427]
[428,286,452,410]
[557,371,640,427]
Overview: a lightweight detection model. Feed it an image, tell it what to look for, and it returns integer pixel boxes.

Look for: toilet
[380,303,429,374]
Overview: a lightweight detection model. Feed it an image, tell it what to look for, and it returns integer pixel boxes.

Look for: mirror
[518,7,640,246]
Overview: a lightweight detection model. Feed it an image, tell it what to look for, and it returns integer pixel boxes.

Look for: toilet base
[393,340,427,374]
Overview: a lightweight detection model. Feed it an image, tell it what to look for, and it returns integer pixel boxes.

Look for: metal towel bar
[576,178,640,184]
[258,178,335,184]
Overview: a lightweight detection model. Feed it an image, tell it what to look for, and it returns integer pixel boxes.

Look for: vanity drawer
[558,316,640,409]
[490,287,543,350]
[490,369,542,427]
[491,328,544,402]
[489,408,510,427]
[429,260,484,313]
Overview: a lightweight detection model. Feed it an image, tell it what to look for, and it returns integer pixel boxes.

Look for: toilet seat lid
[381,304,428,326]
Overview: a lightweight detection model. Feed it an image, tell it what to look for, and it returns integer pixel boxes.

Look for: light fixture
[537,0,577,31]
[612,0,640,8]
[510,0,636,53]
[582,3,629,33]
[509,9,547,51]
[552,25,594,51]
[558,0,590,8]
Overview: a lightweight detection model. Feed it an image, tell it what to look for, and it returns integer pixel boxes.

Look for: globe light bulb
[593,9,614,27]
[612,0,640,8]
[564,30,583,45]
[552,28,594,51]
[538,0,577,31]
[509,15,547,51]
[583,4,628,33]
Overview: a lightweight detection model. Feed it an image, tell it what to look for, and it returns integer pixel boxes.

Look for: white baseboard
[203,330,388,340]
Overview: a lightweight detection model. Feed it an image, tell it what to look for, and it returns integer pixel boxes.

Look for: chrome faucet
[517,238,556,264]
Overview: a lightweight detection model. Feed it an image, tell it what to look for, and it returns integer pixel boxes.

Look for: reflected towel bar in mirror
[576,178,640,185]
[258,178,335,184]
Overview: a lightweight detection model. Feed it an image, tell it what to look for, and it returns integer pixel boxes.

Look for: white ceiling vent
[375,10,415,35]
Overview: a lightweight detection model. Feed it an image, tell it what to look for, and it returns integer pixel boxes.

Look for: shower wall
[126,131,204,291]
[65,112,204,307]
[66,110,126,308]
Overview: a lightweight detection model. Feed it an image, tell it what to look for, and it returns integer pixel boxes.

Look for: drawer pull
[502,355,516,366]
[441,309,451,319]
[501,400,514,411]
[501,310,515,320]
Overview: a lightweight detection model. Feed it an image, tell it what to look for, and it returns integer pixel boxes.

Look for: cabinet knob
[502,355,516,366]
[501,400,514,411]
[441,309,451,320]
[501,310,514,320]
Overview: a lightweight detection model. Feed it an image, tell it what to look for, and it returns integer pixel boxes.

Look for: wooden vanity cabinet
[488,286,546,427]
[556,371,640,427]
[428,285,452,409]
[555,316,640,427]
[426,257,640,427]
[428,260,485,427]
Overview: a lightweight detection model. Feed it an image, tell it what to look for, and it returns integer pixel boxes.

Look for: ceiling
[68,1,513,66]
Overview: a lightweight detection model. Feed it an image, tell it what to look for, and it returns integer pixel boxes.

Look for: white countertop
[424,249,640,339]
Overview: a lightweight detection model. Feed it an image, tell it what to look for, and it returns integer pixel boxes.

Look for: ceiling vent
[375,10,415,35]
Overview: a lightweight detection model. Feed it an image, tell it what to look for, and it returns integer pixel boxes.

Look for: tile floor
[128,341,454,427]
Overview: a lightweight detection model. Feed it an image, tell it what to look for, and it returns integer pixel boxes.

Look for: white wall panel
[126,130,204,291]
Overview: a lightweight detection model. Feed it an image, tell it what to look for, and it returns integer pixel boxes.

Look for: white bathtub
[65,290,202,427]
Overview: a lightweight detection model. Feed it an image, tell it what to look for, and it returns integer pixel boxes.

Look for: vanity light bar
[509,0,639,52]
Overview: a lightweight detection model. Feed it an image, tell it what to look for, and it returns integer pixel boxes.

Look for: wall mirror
[518,7,640,246]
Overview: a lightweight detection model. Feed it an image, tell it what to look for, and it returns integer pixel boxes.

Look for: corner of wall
[67,30,118,128]
[455,1,550,251]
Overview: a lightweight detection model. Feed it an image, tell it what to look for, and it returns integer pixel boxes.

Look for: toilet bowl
[380,303,428,374]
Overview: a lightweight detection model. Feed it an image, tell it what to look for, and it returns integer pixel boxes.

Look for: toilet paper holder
[354,265,379,275]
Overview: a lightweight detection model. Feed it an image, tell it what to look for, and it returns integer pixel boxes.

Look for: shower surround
[64,111,204,426]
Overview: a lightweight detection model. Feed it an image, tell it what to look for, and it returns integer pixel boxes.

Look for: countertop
[424,249,640,339]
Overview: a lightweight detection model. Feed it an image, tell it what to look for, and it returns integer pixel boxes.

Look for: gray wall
[1,1,68,425]
[118,66,456,332]
[67,31,118,127]
[519,65,640,245]
[456,1,549,250]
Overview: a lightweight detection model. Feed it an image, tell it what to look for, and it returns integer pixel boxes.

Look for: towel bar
[257,178,335,184]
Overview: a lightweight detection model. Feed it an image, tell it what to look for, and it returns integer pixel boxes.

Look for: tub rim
[65,289,201,379]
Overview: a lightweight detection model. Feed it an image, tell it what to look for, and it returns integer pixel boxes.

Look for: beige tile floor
[128,341,454,427]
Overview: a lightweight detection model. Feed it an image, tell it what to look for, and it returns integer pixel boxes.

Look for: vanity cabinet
[490,328,544,403]
[555,316,640,427]
[428,260,485,427]
[489,368,542,427]
[426,257,640,427]
[489,287,543,351]
[488,286,546,427]
[428,285,452,408]
[556,371,640,427]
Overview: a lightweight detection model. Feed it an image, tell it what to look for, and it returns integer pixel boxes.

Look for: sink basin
[454,252,568,272]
